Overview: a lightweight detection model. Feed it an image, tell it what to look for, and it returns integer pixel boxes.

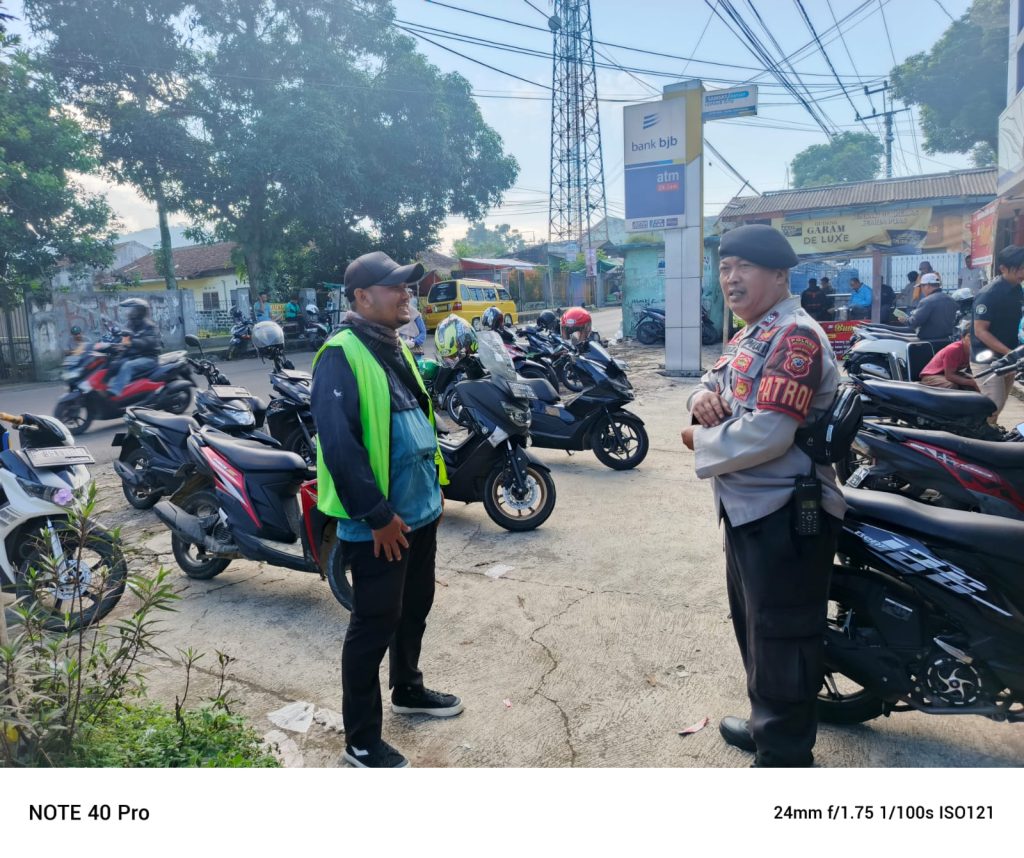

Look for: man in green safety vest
[311,250,460,769]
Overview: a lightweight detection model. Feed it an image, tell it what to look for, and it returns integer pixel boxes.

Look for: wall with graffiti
[30,290,190,381]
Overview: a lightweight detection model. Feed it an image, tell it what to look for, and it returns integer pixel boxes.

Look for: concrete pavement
[9,328,1019,768]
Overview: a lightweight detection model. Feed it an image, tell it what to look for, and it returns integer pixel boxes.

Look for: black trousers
[341,518,439,749]
[723,503,840,766]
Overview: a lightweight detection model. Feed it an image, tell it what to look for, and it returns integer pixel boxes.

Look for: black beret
[719,224,799,270]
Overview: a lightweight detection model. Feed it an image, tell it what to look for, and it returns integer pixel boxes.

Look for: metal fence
[0,303,35,384]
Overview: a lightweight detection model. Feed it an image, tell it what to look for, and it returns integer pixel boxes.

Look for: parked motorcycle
[253,325,316,464]
[112,335,278,510]
[151,426,342,604]
[0,411,126,630]
[819,488,1024,727]
[634,305,718,346]
[224,308,255,361]
[438,332,557,531]
[517,325,585,392]
[845,322,954,382]
[54,340,195,436]
[840,423,1024,520]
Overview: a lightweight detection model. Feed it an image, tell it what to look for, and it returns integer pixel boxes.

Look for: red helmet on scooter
[560,307,592,344]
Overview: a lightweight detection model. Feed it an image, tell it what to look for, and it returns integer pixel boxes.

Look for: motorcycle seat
[867,425,1024,470]
[844,489,1024,565]
[279,369,312,382]
[201,428,307,473]
[860,378,995,418]
[159,350,186,364]
[129,407,199,434]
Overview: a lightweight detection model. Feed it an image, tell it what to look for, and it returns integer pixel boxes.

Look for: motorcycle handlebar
[0,411,24,426]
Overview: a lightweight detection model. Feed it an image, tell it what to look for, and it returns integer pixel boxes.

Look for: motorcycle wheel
[482,462,556,531]
[120,447,162,510]
[224,343,237,361]
[590,414,649,470]
[504,314,514,328]
[16,524,127,632]
[170,489,231,580]
[284,425,316,465]
[818,670,886,724]
[635,320,662,345]
[55,399,92,436]
[325,542,354,612]
[164,387,193,415]
[444,389,471,428]
[559,361,585,393]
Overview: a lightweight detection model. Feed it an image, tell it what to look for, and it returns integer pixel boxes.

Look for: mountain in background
[118,225,198,249]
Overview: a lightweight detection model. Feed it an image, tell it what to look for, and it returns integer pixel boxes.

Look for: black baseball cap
[343,251,424,300]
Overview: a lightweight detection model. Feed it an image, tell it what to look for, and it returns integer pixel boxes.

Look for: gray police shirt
[687,295,847,527]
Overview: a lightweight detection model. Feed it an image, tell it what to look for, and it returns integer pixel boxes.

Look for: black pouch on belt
[792,474,822,537]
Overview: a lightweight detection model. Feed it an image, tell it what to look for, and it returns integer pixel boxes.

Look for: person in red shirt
[918,325,979,391]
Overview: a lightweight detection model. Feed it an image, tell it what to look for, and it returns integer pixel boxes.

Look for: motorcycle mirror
[975,349,995,364]
[185,334,202,349]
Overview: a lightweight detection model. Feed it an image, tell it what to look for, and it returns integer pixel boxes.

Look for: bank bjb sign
[623,99,687,232]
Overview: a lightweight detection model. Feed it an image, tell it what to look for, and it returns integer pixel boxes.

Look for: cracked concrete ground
[13,313,1024,768]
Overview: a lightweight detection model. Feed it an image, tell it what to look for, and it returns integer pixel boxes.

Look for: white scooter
[0,411,126,630]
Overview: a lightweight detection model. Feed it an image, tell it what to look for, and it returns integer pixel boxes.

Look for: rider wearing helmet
[481,306,515,344]
[560,307,593,344]
[434,314,478,359]
[108,298,161,397]
[66,325,86,356]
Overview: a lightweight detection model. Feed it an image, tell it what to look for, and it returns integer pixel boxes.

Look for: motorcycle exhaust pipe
[112,458,145,488]
[153,500,236,554]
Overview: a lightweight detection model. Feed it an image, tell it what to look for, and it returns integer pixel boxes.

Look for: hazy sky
[4,0,979,251]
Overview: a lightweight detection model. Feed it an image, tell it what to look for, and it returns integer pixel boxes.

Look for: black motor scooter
[820,488,1024,728]
[112,335,280,509]
[440,332,557,532]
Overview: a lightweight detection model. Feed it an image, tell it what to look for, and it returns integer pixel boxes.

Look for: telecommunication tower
[547,0,609,250]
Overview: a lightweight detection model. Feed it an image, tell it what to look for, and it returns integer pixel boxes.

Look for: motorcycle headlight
[501,402,532,428]
[508,381,538,400]
[16,477,75,506]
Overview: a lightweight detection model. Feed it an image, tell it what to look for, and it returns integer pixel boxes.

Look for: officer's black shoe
[719,716,757,753]
[391,685,465,717]
[342,740,410,768]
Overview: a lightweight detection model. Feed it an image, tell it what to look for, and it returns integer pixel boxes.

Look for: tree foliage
[891,0,1008,157]
[453,222,525,258]
[28,0,518,296]
[791,131,884,188]
[0,34,115,308]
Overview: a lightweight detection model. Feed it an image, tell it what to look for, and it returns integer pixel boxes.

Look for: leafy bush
[68,700,278,768]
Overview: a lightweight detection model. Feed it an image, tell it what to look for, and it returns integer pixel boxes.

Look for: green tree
[24,0,199,291]
[790,131,884,188]
[891,0,1008,158]
[453,222,526,258]
[0,34,115,308]
[177,0,518,294]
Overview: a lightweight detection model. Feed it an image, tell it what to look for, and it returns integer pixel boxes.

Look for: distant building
[51,240,151,292]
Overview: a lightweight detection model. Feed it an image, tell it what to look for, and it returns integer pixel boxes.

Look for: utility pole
[857,81,910,179]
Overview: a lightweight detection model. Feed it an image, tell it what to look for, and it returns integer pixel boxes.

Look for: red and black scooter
[842,423,1024,521]
[151,425,353,610]
[54,341,195,435]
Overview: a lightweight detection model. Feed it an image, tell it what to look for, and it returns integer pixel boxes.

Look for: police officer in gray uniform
[681,224,847,767]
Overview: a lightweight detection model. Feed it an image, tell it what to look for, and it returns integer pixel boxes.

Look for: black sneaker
[391,685,465,717]
[342,740,410,768]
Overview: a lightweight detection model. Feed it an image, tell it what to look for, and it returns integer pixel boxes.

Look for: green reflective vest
[312,328,448,520]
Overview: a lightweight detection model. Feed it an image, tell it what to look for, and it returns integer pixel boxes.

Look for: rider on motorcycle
[108,298,161,397]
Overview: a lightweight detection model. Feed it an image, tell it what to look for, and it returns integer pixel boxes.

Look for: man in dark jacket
[108,298,161,397]
[311,251,460,769]
[799,278,828,321]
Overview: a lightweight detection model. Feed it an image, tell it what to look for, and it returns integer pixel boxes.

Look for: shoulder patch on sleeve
[756,324,824,420]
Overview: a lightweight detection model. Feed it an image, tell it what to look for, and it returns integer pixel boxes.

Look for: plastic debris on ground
[267,700,315,733]
[678,716,710,736]
[486,564,515,579]
[263,729,305,767]
[503,698,513,709]
[313,707,344,733]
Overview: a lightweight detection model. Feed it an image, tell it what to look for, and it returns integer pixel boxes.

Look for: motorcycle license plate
[211,385,251,399]
[25,446,95,467]
[845,466,868,488]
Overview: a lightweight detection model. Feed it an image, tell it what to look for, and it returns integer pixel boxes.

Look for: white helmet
[951,287,973,302]
[306,303,319,315]
[252,320,285,349]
